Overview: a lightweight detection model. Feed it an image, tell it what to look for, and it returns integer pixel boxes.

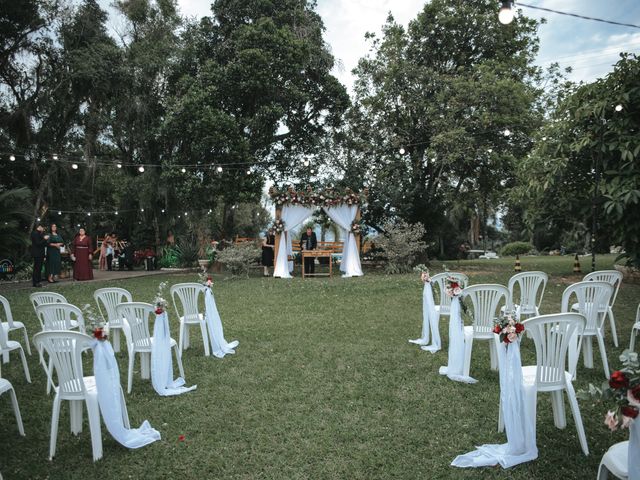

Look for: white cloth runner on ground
[452,340,537,468]
[93,340,161,448]
[204,288,239,358]
[408,282,440,353]
[438,297,477,383]
[151,312,197,396]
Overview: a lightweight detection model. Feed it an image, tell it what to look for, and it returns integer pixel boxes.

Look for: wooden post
[354,206,362,253]
[273,206,283,266]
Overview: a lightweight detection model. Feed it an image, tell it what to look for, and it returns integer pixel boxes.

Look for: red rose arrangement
[493,313,525,344]
[579,351,640,431]
[93,326,108,341]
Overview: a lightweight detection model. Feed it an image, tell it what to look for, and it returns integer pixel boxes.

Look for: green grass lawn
[0,254,638,479]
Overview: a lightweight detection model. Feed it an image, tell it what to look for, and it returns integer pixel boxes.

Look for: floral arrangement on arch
[269,186,368,208]
[154,281,169,314]
[579,350,640,431]
[82,303,109,341]
[272,218,285,234]
[413,264,430,283]
[493,312,525,344]
[350,221,362,235]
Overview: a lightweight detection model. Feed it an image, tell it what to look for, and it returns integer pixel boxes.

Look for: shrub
[375,220,427,274]
[158,246,179,268]
[500,241,533,256]
[216,241,261,277]
[175,238,199,267]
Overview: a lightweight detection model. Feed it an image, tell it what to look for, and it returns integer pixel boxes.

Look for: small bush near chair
[375,220,427,274]
[500,241,533,257]
[216,241,261,277]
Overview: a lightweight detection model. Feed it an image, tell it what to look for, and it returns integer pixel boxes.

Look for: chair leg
[18,347,31,383]
[596,333,610,379]
[140,352,150,379]
[582,336,594,369]
[184,324,190,350]
[2,350,8,364]
[178,322,185,357]
[173,344,186,379]
[632,327,639,352]
[70,400,83,435]
[9,387,25,436]
[565,381,589,456]
[489,340,498,371]
[85,398,103,462]
[127,353,135,394]
[597,460,609,480]
[608,308,619,348]
[551,390,566,429]
[46,356,54,394]
[112,328,121,353]
[200,321,210,357]
[21,327,32,355]
[49,395,62,460]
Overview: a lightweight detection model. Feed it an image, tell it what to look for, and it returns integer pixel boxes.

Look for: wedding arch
[269,186,367,278]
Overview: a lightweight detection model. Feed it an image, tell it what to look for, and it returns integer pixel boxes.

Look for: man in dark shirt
[31,224,49,287]
[299,227,317,275]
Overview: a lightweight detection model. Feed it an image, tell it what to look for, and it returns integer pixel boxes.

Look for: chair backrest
[0,307,11,350]
[29,291,67,312]
[561,281,613,333]
[0,294,17,329]
[522,313,586,390]
[94,288,132,327]
[431,272,469,309]
[507,271,548,312]
[583,270,623,307]
[463,284,509,334]
[33,330,94,398]
[115,302,154,350]
[35,303,85,332]
[171,283,206,323]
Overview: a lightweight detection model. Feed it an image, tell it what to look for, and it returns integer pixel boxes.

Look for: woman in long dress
[71,227,94,281]
[46,223,64,283]
[261,229,275,277]
[99,234,109,270]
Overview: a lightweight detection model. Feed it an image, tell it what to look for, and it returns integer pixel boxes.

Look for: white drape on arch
[273,205,313,278]
[322,204,363,277]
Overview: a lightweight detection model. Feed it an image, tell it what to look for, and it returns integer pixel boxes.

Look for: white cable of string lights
[515,2,640,30]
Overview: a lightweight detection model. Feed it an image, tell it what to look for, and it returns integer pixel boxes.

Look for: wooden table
[301,250,333,278]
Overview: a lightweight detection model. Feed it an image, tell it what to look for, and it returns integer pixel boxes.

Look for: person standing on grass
[46,223,64,283]
[300,226,317,275]
[31,223,49,287]
[71,227,94,281]
[261,229,275,276]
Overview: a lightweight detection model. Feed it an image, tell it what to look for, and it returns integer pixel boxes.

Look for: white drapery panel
[204,288,239,358]
[322,205,363,277]
[93,341,161,448]
[631,420,640,480]
[409,282,440,353]
[452,340,538,468]
[273,205,313,278]
[151,312,197,396]
[439,297,477,383]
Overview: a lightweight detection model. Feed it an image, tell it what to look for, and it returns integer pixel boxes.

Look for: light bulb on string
[498,1,514,24]
[58,211,62,215]
[72,163,78,169]
[246,169,251,175]
[161,209,165,213]
[615,104,623,112]
[399,148,406,155]
[138,166,145,173]
[37,217,41,222]
[503,129,511,137]
[87,212,91,216]
[181,167,186,173]
[217,166,223,173]
[117,163,122,169]
[52,154,58,161]
[184,212,188,216]
[303,160,310,167]
[9,155,15,161]
[115,211,118,215]
[140,208,144,212]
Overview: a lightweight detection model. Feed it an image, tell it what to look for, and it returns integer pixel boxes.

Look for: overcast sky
[174,0,640,91]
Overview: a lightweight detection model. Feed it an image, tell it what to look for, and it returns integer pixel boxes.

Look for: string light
[615,104,623,112]
[117,163,122,169]
[503,129,512,137]
[115,211,118,215]
[498,1,515,25]
[181,167,186,173]
[517,2,640,30]
[246,169,251,175]
[52,154,58,160]
[303,160,310,167]
[184,212,188,216]
[138,166,144,173]
[9,155,15,161]
[399,148,406,155]
[71,163,78,169]
[140,208,144,212]
[217,166,223,173]
[58,211,62,215]
[87,212,91,216]
[161,209,165,213]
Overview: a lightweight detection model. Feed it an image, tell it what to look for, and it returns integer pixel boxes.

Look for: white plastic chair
[573,270,623,348]
[33,330,120,461]
[431,272,469,318]
[116,302,185,394]
[0,310,31,383]
[170,283,210,357]
[94,288,132,353]
[629,304,640,351]
[461,284,509,377]
[597,441,628,479]
[562,281,614,379]
[35,303,85,333]
[0,295,31,363]
[521,313,589,456]
[504,271,548,318]
[29,291,67,313]
[0,376,25,436]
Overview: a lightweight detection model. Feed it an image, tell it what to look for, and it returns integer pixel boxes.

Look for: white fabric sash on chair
[204,288,239,358]
[452,340,537,468]
[439,297,476,383]
[322,204,363,277]
[409,282,440,353]
[93,340,161,448]
[273,205,314,278]
[151,312,196,396]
